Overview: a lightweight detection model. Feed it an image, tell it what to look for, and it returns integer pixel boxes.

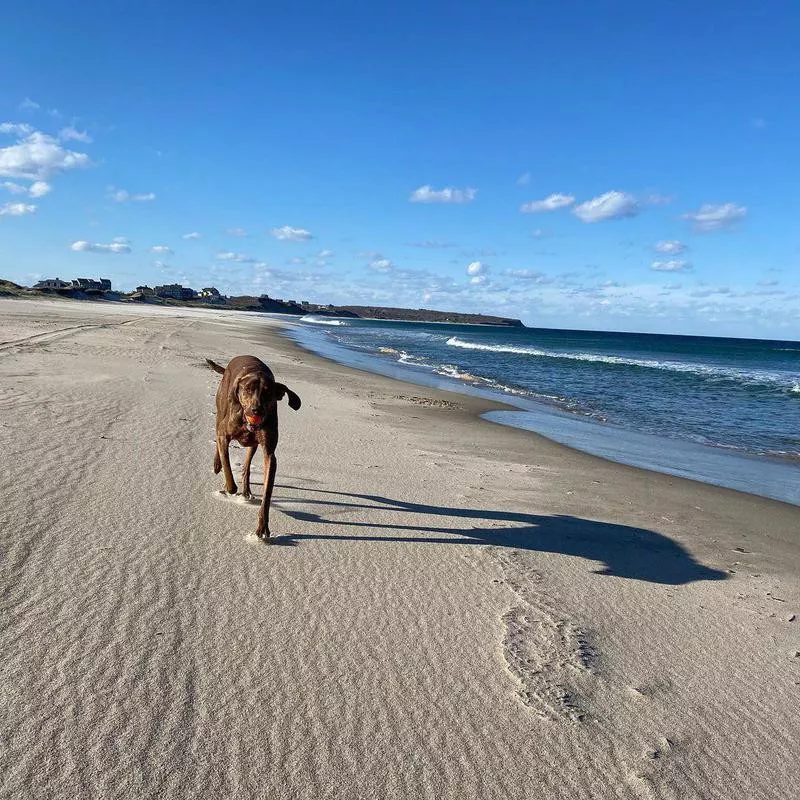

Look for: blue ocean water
[286,316,800,505]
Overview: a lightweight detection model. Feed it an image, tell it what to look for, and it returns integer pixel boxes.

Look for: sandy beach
[2,297,799,800]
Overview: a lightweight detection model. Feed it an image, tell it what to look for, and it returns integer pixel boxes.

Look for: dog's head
[231,372,301,428]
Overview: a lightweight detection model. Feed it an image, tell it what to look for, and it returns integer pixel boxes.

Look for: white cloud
[654,240,687,255]
[70,240,131,254]
[520,193,575,213]
[317,249,334,258]
[573,191,639,223]
[1,181,26,194]
[409,185,477,204]
[216,251,256,263]
[469,275,487,285]
[0,123,34,136]
[182,231,201,240]
[644,193,674,206]
[466,261,486,276]
[59,126,92,144]
[112,236,130,244]
[0,129,91,180]
[111,188,156,203]
[651,259,692,272]
[226,227,247,236]
[681,203,747,232]
[2,179,51,198]
[150,245,172,254]
[503,268,551,283]
[0,202,36,217]
[531,228,549,238]
[368,258,394,272]
[408,240,458,249]
[271,225,313,241]
[29,180,51,198]
[20,98,40,111]
[516,172,531,186]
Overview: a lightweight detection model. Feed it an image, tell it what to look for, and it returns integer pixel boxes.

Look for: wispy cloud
[654,240,687,255]
[520,193,574,213]
[70,240,131,254]
[573,191,639,223]
[59,126,92,144]
[19,98,40,112]
[111,188,156,203]
[182,231,201,240]
[409,185,477,204]
[644,193,674,206]
[225,227,247,236]
[651,259,692,272]
[502,268,550,283]
[0,122,34,136]
[2,179,50,198]
[216,251,257,263]
[270,225,313,241]
[0,202,36,216]
[516,172,531,186]
[681,203,747,232]
[150,245,173,254]
[407,240,458,249]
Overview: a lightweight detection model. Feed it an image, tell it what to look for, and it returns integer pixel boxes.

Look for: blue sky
[1,0,798,338]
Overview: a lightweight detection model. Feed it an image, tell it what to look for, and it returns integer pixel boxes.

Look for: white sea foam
[445,336,800,392]
[303,316,349,326]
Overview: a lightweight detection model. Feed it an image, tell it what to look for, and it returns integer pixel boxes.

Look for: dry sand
[2,297,799,800]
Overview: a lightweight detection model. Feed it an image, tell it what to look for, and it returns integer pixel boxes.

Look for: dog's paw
[240,488,252,500]
[225,483,238,495]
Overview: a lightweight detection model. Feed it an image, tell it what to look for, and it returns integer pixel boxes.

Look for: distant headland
[0,276,525,328]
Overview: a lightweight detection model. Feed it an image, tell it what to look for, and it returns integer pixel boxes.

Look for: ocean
[286,316,800,506]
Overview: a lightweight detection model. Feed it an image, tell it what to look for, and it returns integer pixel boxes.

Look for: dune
[2,297,798,799]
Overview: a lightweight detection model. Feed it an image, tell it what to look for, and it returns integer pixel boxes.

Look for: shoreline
[285,318,800,506]
[3,297,799,800]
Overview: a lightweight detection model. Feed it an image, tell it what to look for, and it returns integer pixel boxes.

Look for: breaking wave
[446,337,800,394]
[303,317,349,326]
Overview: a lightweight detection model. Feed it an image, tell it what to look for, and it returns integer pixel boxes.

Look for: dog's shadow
[271,484,727,586]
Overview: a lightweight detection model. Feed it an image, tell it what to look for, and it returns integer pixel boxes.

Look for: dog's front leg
[241,444,258,499]
[217,435,237,494]
[256,449,277,539]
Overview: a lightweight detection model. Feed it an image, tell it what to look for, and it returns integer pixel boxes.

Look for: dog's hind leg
[213,447,221,474]
[241,444,258,499]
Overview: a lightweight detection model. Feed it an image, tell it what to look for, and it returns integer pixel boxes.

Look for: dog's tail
[205,358,226,374]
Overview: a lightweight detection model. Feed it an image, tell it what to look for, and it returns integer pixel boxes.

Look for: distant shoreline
[0,278,523,328]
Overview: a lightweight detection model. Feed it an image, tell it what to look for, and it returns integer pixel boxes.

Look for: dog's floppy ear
[228,374,242,406]
[274,383,301,410]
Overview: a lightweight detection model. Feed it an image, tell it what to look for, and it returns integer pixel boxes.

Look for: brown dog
[206,356,301,540]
